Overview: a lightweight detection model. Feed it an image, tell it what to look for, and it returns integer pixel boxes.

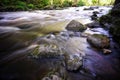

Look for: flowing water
[0,6,120,80]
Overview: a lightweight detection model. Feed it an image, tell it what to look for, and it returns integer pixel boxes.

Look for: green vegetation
[99,3,120,44]
[0,0,115,11]
[77,0,85,6]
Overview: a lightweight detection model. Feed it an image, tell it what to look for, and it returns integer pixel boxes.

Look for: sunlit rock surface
[87,34,110,48]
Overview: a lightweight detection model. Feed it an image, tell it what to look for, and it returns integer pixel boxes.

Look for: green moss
[93,34,107,39]
[99,14,112,27]
[87,34,110,48]
[31,46,40,58]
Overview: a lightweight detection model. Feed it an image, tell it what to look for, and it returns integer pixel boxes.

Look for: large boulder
[87,34,110,49]
[66,20,87,32]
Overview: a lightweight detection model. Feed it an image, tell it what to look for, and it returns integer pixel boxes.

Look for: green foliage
[53,0,61,5]
[77,0,85,6]
[27,4,35,9]
[0,0,115,11]
[92,0,98,5]
[62,0,73,7]
[15,1,27,10]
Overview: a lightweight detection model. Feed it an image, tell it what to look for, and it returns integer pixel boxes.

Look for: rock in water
[87,34,110,49]
[103,49,112,54]
[32,34,88,71]
[64,54,82,71]
[31,43,62,58]
[91,12,98,21]
[66,20,86,32]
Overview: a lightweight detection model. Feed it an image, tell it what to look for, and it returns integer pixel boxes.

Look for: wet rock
[66,20,87,32]
[76,9,79,11]
[65,54,82,71]
[42,74,62,80]
[41,65,66,80]
[103,49,112,54]
[50,75,62,80]
[83,7,94,10]
[87,34,110,48]
[86,21,100,28]
[31,44,62,58]
[36,34,87,57]
[32,35,87,71]
[99,15,112,28]
[84,6,99,10]
[91,12,98,21]
[60,31,81,37]
[42,77,51,80]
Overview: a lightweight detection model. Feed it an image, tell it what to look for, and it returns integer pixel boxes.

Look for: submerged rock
[86,21,100,28]
[87,34,110,49]
[65,54,82,71]
[66,20,87,32]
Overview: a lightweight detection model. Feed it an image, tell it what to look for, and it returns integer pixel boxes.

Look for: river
[0,6,120,80]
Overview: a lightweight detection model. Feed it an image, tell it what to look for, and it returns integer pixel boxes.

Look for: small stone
[103,49,112,54]
[42,77,51,80]
[50,75,62,80]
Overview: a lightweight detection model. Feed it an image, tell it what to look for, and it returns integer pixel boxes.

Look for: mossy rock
[66,20,87,32]
[87,34,110,49]
[31,43,62,58]
[99,15,112,27]
[64,54,83,71]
